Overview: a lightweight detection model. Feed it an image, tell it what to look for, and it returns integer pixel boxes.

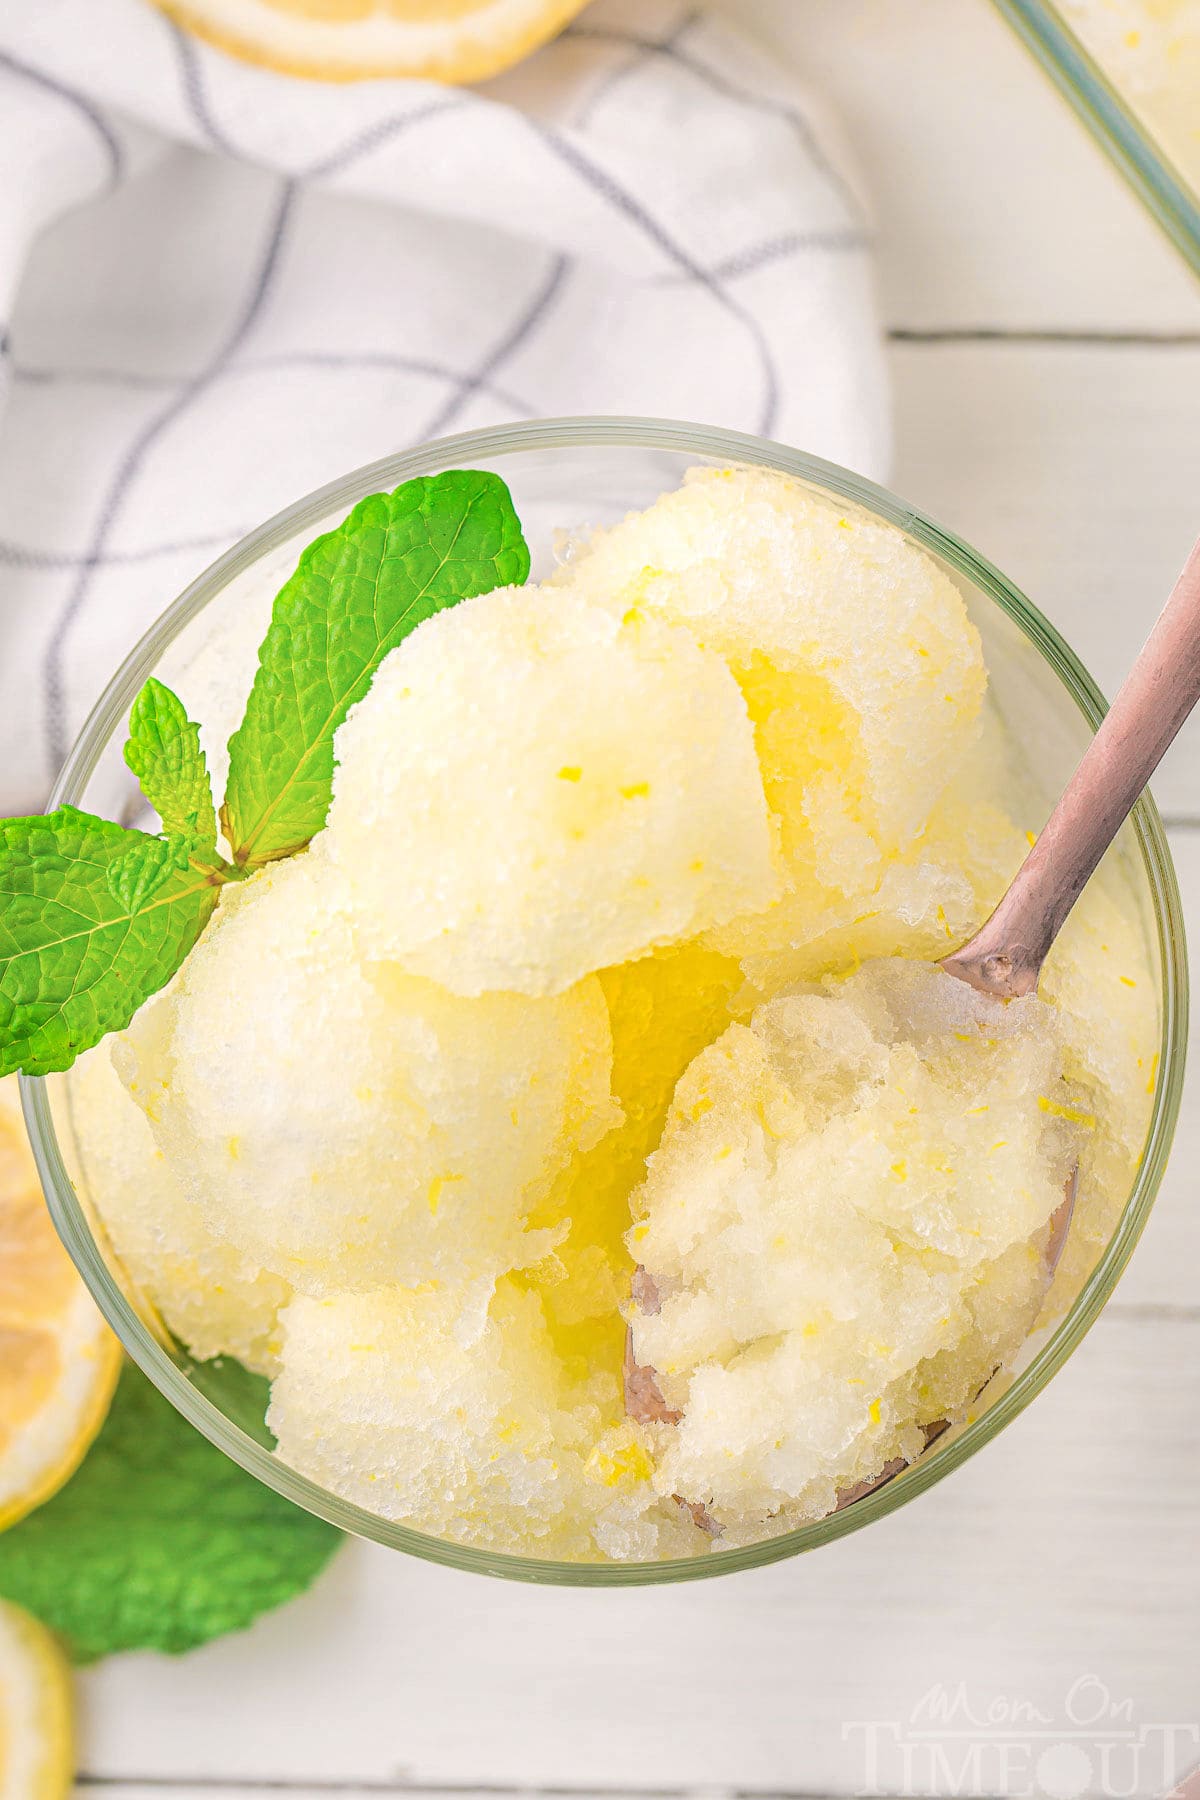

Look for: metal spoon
[942,532,1200,1000]
[627,533,1200,1520]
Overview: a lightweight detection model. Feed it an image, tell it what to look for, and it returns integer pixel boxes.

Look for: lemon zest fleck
[428,1172,464,1216]
[1038,1095,1096,1129]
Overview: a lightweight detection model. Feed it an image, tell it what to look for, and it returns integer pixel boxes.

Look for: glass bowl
[20,417,1188,1586]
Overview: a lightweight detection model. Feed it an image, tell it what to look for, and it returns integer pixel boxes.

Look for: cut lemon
[0,1081,120,1534]
[0,1602,73,1800]
[151,0,592,84]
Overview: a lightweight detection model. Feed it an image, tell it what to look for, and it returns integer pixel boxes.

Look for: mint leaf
[105,834,187,912]
[0,1363,341,1662]
[222,469,530,867]
[0,807,219,1077]
[184,1351,276,1450]
[124,677,217,854]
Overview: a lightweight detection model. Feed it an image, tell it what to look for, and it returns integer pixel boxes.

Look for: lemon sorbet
[66,467,1155,1562]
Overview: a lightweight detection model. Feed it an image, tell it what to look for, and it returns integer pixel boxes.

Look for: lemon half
[0,1602,73,1800]
[152,0,591,84]
[0,1081,120,1534]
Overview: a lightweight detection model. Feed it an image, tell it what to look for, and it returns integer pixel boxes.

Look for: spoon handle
[942,534,1200,1001]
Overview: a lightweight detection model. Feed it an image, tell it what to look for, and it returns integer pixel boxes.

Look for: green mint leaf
[104,834,187,912]
[0,1362,341,1662]
[0,807,219,1078]
[222,468,530,867]
[183,1350,277,1450]
[124,677,218,854]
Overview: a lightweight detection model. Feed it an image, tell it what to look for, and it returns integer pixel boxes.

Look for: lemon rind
[0,1601,74,1800]
[153,0,590,86]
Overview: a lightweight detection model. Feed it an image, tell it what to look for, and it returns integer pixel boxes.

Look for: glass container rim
[992,0,1200,280]
[22,414,1189,1587]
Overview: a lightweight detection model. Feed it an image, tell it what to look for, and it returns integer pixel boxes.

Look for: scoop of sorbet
[623,959,1088,1533]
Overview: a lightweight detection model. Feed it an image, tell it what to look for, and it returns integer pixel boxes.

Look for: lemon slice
[0,1081,120,1534]
[152,0,592,84]
[0,1602,73,1799]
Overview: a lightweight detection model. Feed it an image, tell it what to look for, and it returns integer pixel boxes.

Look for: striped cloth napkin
[0,0,888,811]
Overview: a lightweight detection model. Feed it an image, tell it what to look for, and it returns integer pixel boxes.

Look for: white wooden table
[71,2,1200,1794]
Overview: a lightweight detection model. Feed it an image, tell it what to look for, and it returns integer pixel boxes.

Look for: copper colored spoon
[627,534,1200,1524]
[942,532,1200,999]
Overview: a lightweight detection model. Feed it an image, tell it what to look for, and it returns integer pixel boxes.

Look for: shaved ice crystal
[322,583,778,997]
[553,466,988,972]
[269,1281,587,1551]
[269,1279,699,1560]
[114,854,619,1304]
[628,959,1089,1530]
[65,1044,290,1374]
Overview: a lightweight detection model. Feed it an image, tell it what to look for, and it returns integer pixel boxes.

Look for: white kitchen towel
[0,0,888,810]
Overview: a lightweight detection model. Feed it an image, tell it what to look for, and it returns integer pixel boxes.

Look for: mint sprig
[222,469,530,868]
[0,470,529,1077]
